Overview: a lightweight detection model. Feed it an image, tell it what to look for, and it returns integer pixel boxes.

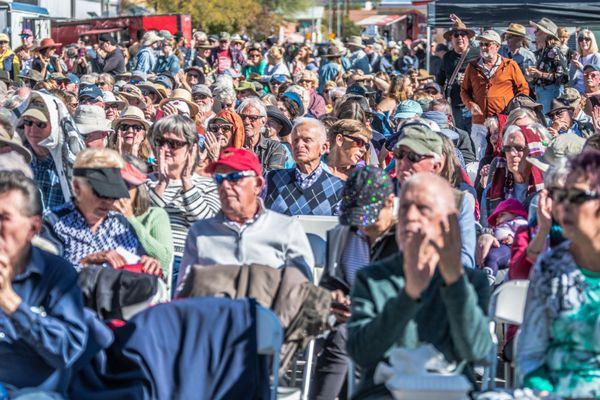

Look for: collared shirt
[0,246,87,392]
[340,229,371,287]
[294,163,324,190]
[30,152,65,210]
[478,54,503,80]
[253,135,287,174]
[500,45,536,76]
[43,202,143,271]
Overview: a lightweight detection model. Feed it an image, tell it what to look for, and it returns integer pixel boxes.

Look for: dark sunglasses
[119,123,144,132]
[208,124,233,133]
[156,137,188,149]
[551,188,599,205]
[579,37,592,42]
[239,114,263,122]
[395,148,433,163]
[22,119,47,129]
[453,32,468,38]
[503,144,527,154]
[79,97,100,105]
[193,94,209,101]
[341,134,370,150]
[214,170,257,185]
[105,104,120,110]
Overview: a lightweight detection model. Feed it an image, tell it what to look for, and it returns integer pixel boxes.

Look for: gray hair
[0,170,42,216]
[503,125,526,146]
[544,158,569,189]
[291,117,328,144]
[0,152,33,178]
[237,97,267,117]
[150,114,198,147]
[504,108,539,132]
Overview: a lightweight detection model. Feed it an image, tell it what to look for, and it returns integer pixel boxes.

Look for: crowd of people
[0,13,599,400]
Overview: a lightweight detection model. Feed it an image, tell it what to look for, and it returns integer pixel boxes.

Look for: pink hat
[488,198,528,227]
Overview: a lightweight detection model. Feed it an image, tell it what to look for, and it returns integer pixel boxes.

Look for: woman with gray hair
[148,114,220,287]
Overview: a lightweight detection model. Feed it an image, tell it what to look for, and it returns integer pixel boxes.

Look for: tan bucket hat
[158,88,199,118]
[113,106,151,131]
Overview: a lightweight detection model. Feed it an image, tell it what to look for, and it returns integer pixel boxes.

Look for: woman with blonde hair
[388,74,413,103]
[325,119,372,180]
[570,29,600,93]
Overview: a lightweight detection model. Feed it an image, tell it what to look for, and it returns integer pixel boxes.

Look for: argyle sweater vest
[265,168,344,216]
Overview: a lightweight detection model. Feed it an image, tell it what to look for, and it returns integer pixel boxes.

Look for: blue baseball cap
[270,74,288,84]
[421,111,459,141]
[78,84,103,101]
[393,100,423,120]
[281,91,305,115]
[66,73,80,85]
[154,75,173,90]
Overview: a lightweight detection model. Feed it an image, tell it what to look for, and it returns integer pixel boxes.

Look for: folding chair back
[492,280,530,325]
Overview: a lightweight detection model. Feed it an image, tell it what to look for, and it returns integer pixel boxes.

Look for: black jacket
[94,47,126,75]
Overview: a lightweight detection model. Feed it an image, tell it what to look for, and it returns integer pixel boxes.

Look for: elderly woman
[109,106,153,163]
[148,114,220,285]
[517,150,600,398]
[325,119,372,181]
[43,148,162,276]
[480,125,545,226]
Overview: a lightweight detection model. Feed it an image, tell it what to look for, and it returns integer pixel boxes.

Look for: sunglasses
[239,114,264,122]
[214,170,257,185]
[105,104,120,110]
[341,134,370,150]
[0,41,8,45]
[22,119,47,129]
[479,42,493,48]
[193,94,209,101]
[394,148,433,163]
[453,32,468,38]
[579,37,592,42]
[551,188,599,205]
[208,124,233,133]
[80,98,100,105]
[119,123,144,132]
[503,144,527,154]
[156,137,188,149]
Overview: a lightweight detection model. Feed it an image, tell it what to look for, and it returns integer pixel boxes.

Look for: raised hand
[403,228,439,300]
[430,213,464,285]
[204,131,221,162]
[181,144,198,191]
[0,253,21,315]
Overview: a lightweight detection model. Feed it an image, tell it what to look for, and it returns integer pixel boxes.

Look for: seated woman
[517,150,600,398]
[43,148,162,276]
[325,119,372,181]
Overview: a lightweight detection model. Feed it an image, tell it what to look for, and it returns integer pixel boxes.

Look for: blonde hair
[578,29,599,55]
[267,46,284,62]
[74,148,124,169]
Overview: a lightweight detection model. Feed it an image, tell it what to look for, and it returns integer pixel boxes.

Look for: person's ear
[255,175,265,193]
[320,140,330,155]
[335,134,344,147]
[28,215,42,239]
[72,179,82,197]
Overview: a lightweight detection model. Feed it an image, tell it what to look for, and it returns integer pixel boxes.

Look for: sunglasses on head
[394,148,433,163]
[503,144,527,154]
[22,119,47,129]
[156,137,188,149]
[119,123,144,132]
[208,124,233,133]
[240,114,263,122]
[214,170,257,185]
[341,134,370,150]
[551,187,599,205]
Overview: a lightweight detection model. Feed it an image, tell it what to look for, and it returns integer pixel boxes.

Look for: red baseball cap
[206,147,262,176]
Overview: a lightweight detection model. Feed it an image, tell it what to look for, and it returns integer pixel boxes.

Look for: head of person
[556,150,600,245]
[393,124,443,183]
[236,97,267,147]
[161,40,173,56]
[269,74,287,95]
[291,118,329,171]
[388,75,413,102]
[120,155,151,217]
[79,84,104,108]
[20,29,34,47]
[396,172,457,253]
[207,115,235,148]
[97,73,114,92]
[450,29,470,53]
[278,91,305,121]
[577,29,598,55]
[207,147,264,222]
[112,106,151,155]
[339,166,396,236]
[186,67,205,87]
[502,125,529,176]
[557,27,570,47]
[99,34,117,54]
[547,99,574,129]
[298,70,318,91]
[102,91,125,121]
[74,105,113,149]
[150,114,198,173]
[265,105,292,140]
[0,171,42,268]
[72,148,129,227]
[583,64,600,93]
[477,30,501,62]
[0,34,9,54]
[19,100,52,158]
[218,32,230,51]
[328,119,372,168]
[267,46,284,66]
[192,84,214,118]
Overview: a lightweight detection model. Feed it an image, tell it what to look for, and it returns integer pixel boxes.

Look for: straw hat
[137,82,166,101]
[118,84,147,109]
[346,36,365,49]
[102,91,127,110]
[529,18,558,39]
[141,31,162,47]
[158,88,199,118]
[503,23,529,39]
[443,19,476,41]
[113,106,151,131]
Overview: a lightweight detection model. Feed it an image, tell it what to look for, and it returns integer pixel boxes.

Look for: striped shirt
[148,174,221,258]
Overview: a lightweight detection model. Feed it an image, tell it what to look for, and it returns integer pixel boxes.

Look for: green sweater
[347,253,492,398]
[127,207,174,277]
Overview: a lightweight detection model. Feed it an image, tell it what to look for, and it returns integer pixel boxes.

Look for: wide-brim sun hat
[529,17,558,39]
[158,88,200,118]
[113,106,151,131]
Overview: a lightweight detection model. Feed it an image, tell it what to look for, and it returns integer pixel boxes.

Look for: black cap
[99,34,117,45]
[73,168,130,199]
[266,105,292,137]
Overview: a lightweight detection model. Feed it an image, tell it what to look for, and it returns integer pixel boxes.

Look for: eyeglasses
[585,71,600,78]
[192,94,209,101]
[22,119,47,129]
[249,53,261,58]
[80,98,101,105]
[239,114,264,122]
[502,144,527,154]
[453,32,468,38]
[579,37,592,42]
[0,41,8,45]
[341,134,370,150]
[214,170,257,185]
[479,41,494,48]
[394,148,433,163]
[208,124,233,133]
[551,188,599,205]
[155,137,188,149]
[119,123,145,132]
[105,104,120,110]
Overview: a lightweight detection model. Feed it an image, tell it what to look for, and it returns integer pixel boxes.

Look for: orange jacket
[460,56,529,125]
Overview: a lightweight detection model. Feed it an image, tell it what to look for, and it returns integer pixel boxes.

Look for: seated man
[0,171,87,393]
[347,173,492,398]
[265,118,344,216]
[178,147,315,289]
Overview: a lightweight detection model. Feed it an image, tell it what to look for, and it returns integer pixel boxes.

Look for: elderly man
[264,118,344,216]
[192,84,215,129]
[0,171,87,393]
[546,99,594,138]
[461,29,529,159]
[347,173,492,399]
[499,23,536,79]
[237,98,286,173]
[394,123,476,269]
[177,147,315,289]
[583,64,600,97]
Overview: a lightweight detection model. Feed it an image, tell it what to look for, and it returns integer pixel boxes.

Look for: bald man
[347,173,492,398]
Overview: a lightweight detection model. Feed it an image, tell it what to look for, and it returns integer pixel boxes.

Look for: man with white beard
[192,84,216,130]
[460,30,529,159]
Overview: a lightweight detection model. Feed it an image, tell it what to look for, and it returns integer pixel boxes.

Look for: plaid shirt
[30,153,65,210]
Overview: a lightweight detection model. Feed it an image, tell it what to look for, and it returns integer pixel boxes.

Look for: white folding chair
[256,304,284,400]
[294,215,339,242]
[481,279,530,391]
